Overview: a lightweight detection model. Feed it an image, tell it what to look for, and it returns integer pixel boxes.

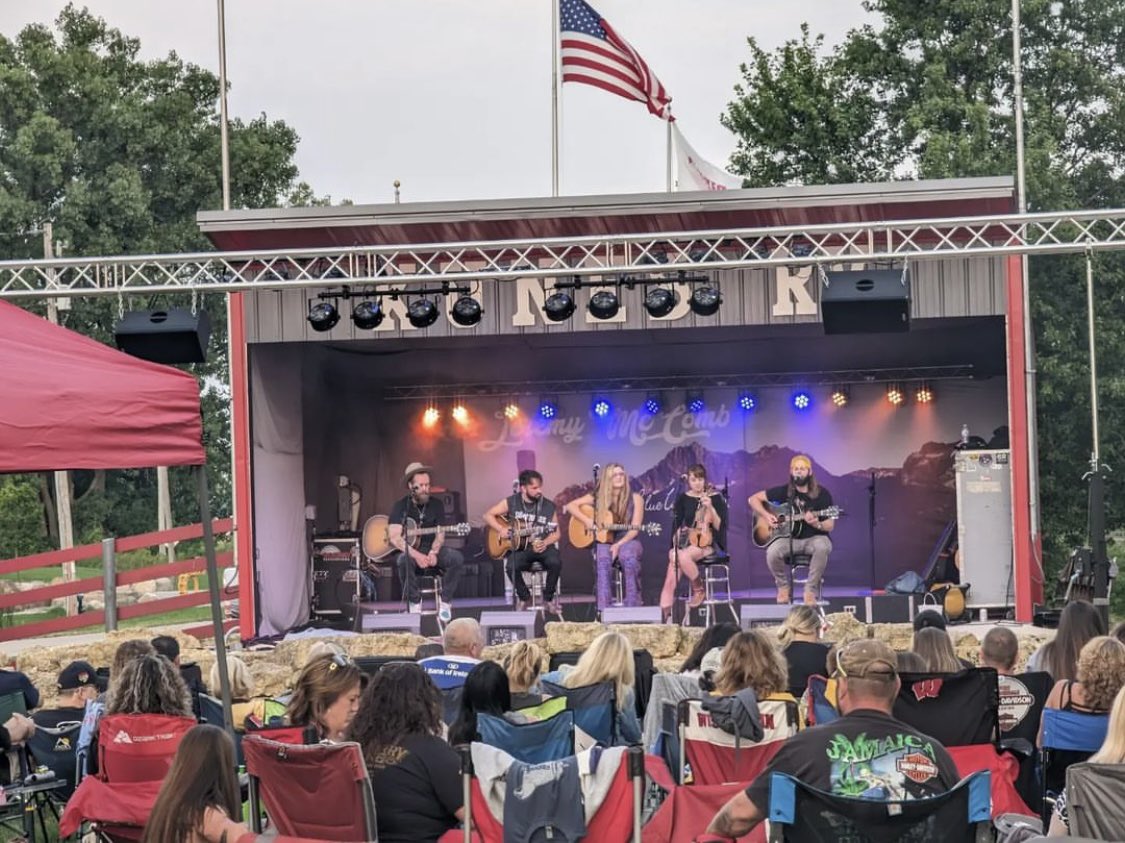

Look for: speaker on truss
[114,308,211,364]
[821,269,910,334]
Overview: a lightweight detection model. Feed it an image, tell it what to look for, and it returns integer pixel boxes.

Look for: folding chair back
[894,668,999,747]
[96,713,196,783]
[680,697,798,786]
[802,675,839,728]
[1040,707,1110,812]
[477,710,575,763]
[27,719,82,799]
[540,679,616,746]
[0,691,26,723]
[766,769,992,842]
[199,694,245,768]
[1066,762,1125,840]
[442,686,463,727]
[243,735,377,841]
[244,718,316,746]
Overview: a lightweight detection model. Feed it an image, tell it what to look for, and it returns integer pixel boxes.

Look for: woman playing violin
[659,464,727,622]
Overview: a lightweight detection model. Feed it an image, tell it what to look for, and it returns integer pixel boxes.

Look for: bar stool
[410,570,445,633]
[611,560,626,607]
[517,560,563,618]
[785,553,816,604]
[684,550,737,627]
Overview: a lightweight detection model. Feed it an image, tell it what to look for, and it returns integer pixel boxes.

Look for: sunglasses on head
[327,653,351,670]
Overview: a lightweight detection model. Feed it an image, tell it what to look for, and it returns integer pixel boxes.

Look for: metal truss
[2,207,1124,300]
[380,366,976,401]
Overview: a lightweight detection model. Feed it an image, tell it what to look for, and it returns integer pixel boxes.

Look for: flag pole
[551,0,560,196]
[665,114,673,191]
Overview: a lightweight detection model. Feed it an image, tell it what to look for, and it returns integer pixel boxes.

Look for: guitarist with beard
[388,462,465,622]
[483,470,563,615]
[748,454,835,605]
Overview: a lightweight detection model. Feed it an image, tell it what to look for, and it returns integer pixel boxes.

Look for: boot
[660,605,673,624]
[775,585,791,604]
[803,588,818,606]
[688,578,706,608]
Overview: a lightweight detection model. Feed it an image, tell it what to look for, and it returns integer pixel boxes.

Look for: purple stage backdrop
[303,381,1008,602]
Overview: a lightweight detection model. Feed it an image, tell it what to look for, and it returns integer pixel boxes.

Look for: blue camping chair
[1040,707,1109,821]
[802,675,839,728]
[476,709,576,764]
[767,769,992,842]
[541,679,616,746]
[199,694,245,769]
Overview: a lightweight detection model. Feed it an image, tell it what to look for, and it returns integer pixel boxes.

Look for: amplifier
[311,537,360,624]
[821,594,917,623]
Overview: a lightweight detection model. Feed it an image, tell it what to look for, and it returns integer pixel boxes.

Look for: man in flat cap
[749,454,837,605]
[702,639,959,840]
[388,462,465,623]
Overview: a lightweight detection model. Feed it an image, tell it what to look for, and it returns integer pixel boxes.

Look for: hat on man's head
[58,660,98,691]
[700,647,724,675]
[834,639,898,681]
[790,454,812,472]
[403,462,434,486]
[913,609,946,633]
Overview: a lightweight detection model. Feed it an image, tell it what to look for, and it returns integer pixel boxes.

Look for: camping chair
[678,697,799,786]
[454,743,645,843]
[765,769,992,842]
[540,679,617,747]
[442,686,464,727]
[476,709,575,763]
[997,672,1052,811]
[1064,762,1125,840]
[801,675,839,728]
[199,693,245,768]
[243,734,377,841]
[0,690,27,785]
[1039,707,1110,822]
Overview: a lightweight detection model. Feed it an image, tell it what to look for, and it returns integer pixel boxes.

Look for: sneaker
[407,602,422,614]
[438,601,453,623]
[775,586,791,604]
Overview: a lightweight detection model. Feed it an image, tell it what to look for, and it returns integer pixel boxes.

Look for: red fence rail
[0,518,235,644]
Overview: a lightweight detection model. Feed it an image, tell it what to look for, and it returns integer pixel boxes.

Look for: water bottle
[960,424,970,445]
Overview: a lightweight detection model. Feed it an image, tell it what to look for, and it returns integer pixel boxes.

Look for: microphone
[511,478,519,494]
[680,473,688,480]
[593,463,601,473]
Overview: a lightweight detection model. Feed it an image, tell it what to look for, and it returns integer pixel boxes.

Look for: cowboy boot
[776,585,791,604]
[688,578,706,608]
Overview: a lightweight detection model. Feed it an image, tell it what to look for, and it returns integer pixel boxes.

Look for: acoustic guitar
[362,514,471,561]
[485,514,559,559]
[567,503,663,549]
[751,502,844,549]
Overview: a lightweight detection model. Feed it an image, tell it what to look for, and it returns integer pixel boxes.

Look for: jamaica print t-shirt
[746,709,961,812]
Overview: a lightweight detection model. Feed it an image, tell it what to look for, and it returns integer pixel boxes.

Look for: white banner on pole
[672,124,742,191]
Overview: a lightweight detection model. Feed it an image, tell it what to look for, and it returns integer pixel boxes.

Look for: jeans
[765,534,832,593]
[595,540,643,609]
[507,546,562,601]
[396,546,465,604]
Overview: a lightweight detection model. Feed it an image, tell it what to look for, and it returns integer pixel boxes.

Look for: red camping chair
[641,755,764,843]
[243,734,377,841]
[679,698,799,786]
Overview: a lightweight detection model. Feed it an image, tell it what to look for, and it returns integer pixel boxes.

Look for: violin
[678,486,717,549]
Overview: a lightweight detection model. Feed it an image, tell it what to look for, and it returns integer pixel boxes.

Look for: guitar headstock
[449,523,472,537]
[642,523,662,537]
[822,506,844,518]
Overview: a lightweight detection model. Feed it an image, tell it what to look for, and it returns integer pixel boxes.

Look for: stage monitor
[479,611,537,646]
[740,603,792,629]
[353,655,417,677]
[601,606,663,625]
[361,612,422,635]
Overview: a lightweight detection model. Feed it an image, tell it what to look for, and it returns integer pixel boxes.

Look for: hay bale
[544,622,605,654]
[273,636,353,668]
[346,633,430,660]
[608,624,683,659]
[677,626,704,657]
[822,613,867,644]
[869,623,913,652]
[653,657,683,674]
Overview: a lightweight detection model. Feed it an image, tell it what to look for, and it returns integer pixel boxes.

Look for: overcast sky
[1,1,872,205]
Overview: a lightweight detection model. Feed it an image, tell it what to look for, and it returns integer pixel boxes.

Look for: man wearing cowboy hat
[388,462,465,622]
[749,454,836,605]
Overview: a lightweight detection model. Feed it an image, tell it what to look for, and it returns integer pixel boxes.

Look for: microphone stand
[868,472,877,594]
[670,474,684,626]
[787,488,797,605]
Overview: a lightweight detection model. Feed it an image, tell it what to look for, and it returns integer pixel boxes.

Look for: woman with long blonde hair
[912,627,963,673]
[544,631,642,744]
[564,462,645,610]
[777,605,830,696]
[503,640,546,709]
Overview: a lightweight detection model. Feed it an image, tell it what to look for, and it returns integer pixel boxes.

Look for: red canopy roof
[0,301,205,471]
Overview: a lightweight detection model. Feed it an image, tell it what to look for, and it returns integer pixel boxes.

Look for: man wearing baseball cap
[387,462,465,622]
[702,639,960,840]
[32,660,98,730]
[749,454,837,605]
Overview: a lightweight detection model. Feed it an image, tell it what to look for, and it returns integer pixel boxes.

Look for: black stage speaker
[821,269,910,334]
[310,539,360,626]
[114,308,211,363]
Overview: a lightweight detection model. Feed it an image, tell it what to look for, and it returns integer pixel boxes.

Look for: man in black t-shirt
[483,469,563,614]
[704,639,960,840]
[748,454,836,604]
[388,462,465,622]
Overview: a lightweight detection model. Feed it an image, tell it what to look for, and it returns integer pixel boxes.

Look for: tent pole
[198,464,236,739]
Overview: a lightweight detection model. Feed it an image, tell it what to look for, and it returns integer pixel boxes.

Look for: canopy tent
[0,300,234,731]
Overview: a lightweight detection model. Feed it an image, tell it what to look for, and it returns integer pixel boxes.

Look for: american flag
[559,0,673,119]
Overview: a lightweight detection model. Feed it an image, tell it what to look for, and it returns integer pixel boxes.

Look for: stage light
[591,397,612,418]
[792,391,812,411]
[737,392,756,411]
[588,289,620,320]
[915,383,934,404]
[407,297,439,329]
[643,392,663,414]
[686,392,705,413]
[451,403,469,424]
[689,285,722,316]
[307,301,340,332]
[537,398,558,419]
[449,295,483,327]
[503,402,520,419]
[422,406,441,427]
[643,287,678,318]
[830,386,850,407]
[886,384,905,406]
[543,291,576,322]
[351,300,383,330]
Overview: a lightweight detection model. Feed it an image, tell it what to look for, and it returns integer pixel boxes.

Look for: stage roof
[199,177,1016,251]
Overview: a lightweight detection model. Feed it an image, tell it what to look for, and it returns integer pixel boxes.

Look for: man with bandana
[749,454,836,604]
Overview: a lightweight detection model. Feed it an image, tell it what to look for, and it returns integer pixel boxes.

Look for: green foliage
[724,0,1125,588]
[0,476,49,557]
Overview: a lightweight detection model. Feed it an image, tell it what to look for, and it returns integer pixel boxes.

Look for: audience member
[152,634,207,718]
[548,631,642,745]
[0,659,39,710]
[448,661,511,746]
[140,723,251,843]
[980,627,1020,675]
[1039,636,1125,743]
[351,662,463,843]
[912,627,962,673]
[106,653,194,717]
[1111,620,1125,646]
[286,653,363,742]
[101,638,157,701]
[680,622,740,675]
[698,647,725,693]
[414,642,444,660]
[913,609,946,633]
[34,661,98,729]
[703,639,960,838]
[778,605,830,697]
[1027,599,1105,680]
[419,618,483,690]
[209,654,276,730]
[895,651,927,673]
[1048,684,1125,836]
[712,630,791,701]
[304,640,347,665]
[503,640,545,709]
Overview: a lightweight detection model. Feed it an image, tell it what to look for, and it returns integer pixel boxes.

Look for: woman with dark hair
[286,653,363,742]
[349,663,463,843]
[140,724,250,843]
[1027,600,1106,681]
[680,622,741,675]
[659,464,728,621]
[448,661,511,746]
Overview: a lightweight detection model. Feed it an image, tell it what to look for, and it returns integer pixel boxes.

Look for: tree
[723,0,1125,588]
[0,5,314,553]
